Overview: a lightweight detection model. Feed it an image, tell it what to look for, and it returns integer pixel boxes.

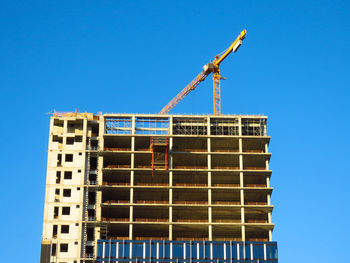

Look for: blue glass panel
[110,243,116,258]
[245,244,251,260]
[151,242,157,258]
[266,244,278,259]
[132,243,143,258]
[97,243,103,257]
[205,244,211,259]
[173,244,183,259]
[164,243,170,259]
[199,242,205,259]
[213,243,224,259]
[191,243,197,259]
[123,243,130,258]
[145,243,151,258]
[105,243,110,257]
[253,244,264,259]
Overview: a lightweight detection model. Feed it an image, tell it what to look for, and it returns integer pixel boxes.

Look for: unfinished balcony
[244,173,268,188]
[244,190,268,206]
[102,188,130,204]
[211,171,240,187]
[134,136,151,151]
[133,224,169,240]
[173,207,208,223]
[173,154,207,170]
[133,206,169,223]
[173,171,207,187]
[101,206,130,222]
[172,137,207,153]
[134,153,152,169]
[212,207,241,223]
[245,227,270,242]
[103,154,131,169]
[245,210,268,224]
[173,189,208,205]
[102,170,130,186]
[212,225,242,241]
[211,137,239,152]
[242,138,268,153]
[243,154,269,171]
[212,189,240,205]
[134,170,169,187]
[104,136,131,152]
[133,188,169,205]
[107,224,130,240]
[173,225,208,241]
[211,155,239,170]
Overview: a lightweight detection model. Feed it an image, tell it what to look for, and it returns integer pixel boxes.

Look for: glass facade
[97,240,278,262]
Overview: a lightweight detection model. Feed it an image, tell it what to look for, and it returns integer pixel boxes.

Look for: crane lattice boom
[159,29,246,115]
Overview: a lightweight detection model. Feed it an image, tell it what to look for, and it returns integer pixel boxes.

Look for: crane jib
[159,29,246,115]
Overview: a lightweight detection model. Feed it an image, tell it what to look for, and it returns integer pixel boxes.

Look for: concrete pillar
[132,116,135,135]
[169,224,173,240]
[169,116,173,135]
[266,176,270,188]
[241,225,246,242]
[63,119,68,134]
[268,229,272,241]
[238,117,242,136]
[265,159,269,170]
[207,116,211,136]
[209,224,212,241]
[169,137,173,169]
[129,224,133,240]
[265,142,268,154]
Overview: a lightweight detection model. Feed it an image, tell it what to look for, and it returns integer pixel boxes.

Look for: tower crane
[159,29,246,115]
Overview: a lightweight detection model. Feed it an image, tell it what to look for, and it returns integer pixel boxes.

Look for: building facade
[40,113,277,263]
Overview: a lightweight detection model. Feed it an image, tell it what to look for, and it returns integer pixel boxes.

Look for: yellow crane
[159,29,246,115]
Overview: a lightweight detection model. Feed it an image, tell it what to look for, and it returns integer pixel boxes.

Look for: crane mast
[159,29,246,115]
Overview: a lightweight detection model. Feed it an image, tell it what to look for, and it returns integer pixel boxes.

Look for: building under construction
[40,112,278,263]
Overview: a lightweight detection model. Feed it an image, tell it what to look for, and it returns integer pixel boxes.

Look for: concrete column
[132,116,135,135]
[99,116,104,149]
[241,225,246,242]
[238,117,242,136]
[267,194,271,206]
[265,159,269,170]
[265,142,268,153]
[169,224,173,240]
[266,176,270,188]
[169,137,173,169]
[268,212,272,223]
[169,116,173,135]
[63,119,68,134]
[268,229,272,241]
[209,224,212,241]
[207,116,211,136]
[129,224,133,240]
[130,206,133,222]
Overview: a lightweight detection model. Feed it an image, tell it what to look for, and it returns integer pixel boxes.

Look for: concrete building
[40,113,278,263]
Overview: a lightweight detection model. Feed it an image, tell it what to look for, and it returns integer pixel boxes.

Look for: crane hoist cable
[159,29,246,115]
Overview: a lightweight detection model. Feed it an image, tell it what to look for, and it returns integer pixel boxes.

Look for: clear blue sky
[1,1,349,262]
